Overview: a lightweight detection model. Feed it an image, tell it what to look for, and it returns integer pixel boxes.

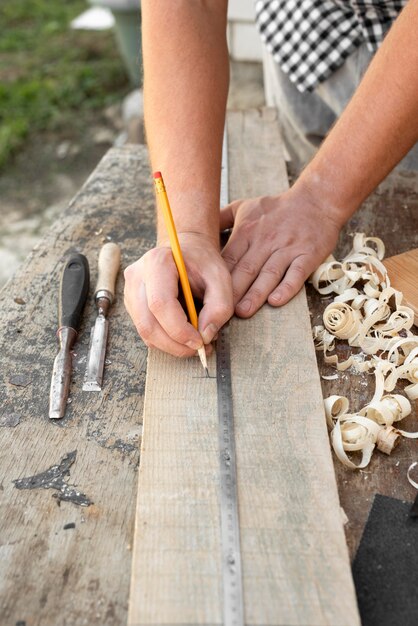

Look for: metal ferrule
[153,176,166,195]
[95,296,111,317]
[95,289,113,304]
[57,326,77,350]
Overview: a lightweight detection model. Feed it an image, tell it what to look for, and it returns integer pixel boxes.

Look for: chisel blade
[83,315,108,391]
[49,346,72,419]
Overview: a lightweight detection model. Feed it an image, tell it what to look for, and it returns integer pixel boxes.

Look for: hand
[124,232,233,356]
[220,186,342,317]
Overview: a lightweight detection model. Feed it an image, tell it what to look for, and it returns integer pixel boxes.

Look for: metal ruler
[217,127,244,626]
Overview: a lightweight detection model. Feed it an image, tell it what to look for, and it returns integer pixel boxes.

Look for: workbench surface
[308,171,418,558]
[0,145,153,626]
[0,140,417,624]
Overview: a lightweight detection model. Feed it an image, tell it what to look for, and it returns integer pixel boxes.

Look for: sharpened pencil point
[197,345,208,375]
[205,367,209,378]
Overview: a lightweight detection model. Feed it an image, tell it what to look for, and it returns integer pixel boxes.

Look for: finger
[268,255,311,306]
[219,200,239,231]
[197,265,234,344]
[205,343,214,356]
[144,250,203,350]
[221,229,250,273]
[128,282,198,357]
[235,250,289,318]
[229,246,272,306]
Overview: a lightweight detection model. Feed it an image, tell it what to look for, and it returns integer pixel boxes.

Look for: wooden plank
[0,146,154,626]
[307,172,418,559]
[128,108,359,625]
[383,248,418,325]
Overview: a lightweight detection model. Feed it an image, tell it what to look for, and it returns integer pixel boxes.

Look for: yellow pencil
[153,171,209,376]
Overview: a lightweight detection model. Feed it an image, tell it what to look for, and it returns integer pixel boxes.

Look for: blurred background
[0,0,264,287]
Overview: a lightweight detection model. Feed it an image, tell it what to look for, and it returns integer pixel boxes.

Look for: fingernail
[237,299,251,313]
[270,291,282,304]
[202,323,218,344]
[186,338,203,350]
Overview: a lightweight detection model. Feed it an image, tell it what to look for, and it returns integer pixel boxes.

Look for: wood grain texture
[128,108,359,625]
[307,171,418,559]
[0,146,154,626]
[383,248,418,324]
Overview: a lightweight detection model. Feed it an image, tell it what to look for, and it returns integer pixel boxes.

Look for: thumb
[220,200,240,231]
[198,265,234,344]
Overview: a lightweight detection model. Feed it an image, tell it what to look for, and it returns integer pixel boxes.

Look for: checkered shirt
[255,0,406,92]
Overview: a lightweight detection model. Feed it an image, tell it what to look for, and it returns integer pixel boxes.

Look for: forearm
[142,0,229,245]
[295,0,418,225]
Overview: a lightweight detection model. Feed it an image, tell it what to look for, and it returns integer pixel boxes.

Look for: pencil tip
[197,345,208,372]
[205,367,209,378]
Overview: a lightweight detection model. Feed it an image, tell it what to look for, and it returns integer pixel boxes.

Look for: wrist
[156,186,220,246]
[157,230,220,251]
[290,161,359,230]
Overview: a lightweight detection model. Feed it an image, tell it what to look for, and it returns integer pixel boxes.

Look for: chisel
[49,253,90,419]
[83,242,121,391]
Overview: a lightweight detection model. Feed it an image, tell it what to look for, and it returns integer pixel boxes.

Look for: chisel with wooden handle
[49,253,90,419]
[83,242,121,391]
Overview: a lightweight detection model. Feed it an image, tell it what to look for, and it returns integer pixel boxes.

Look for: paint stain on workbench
[12,450,93,507]
[0,413,21,427]
[8,374,32,388]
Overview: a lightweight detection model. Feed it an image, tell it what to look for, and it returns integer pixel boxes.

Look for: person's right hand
[220,185,342,318]
[124,232,234,357]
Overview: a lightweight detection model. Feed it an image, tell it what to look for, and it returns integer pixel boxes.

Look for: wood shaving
[311,233,418,469]
[407,461,418,490]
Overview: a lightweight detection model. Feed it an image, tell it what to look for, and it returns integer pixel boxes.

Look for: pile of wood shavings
[310,233,418,469]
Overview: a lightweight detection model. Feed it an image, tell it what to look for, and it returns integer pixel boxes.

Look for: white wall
[227,0,262,62]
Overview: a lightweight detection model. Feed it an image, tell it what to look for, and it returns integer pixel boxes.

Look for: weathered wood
[307,171,418,559]
[128,108,359,625]
[0,146,154,625]
[1,110,417,625]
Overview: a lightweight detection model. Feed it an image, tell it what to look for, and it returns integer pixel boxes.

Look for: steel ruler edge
[217,127,244,626]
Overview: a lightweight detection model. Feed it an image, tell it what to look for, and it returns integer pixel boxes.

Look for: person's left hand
[220,186,342,317]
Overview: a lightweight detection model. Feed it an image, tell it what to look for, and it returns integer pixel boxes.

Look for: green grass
[0,0,131,169]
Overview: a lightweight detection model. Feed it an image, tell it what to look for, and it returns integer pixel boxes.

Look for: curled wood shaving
[311,233,418,469]
[376,426,401,455]
[407,462,418,490]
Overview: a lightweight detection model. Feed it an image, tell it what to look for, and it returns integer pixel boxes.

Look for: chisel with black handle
[49,253,90,419]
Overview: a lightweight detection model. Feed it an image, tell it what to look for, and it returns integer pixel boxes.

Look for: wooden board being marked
[128,108,360,626]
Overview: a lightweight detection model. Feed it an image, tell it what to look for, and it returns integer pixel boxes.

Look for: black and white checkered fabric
[255,0,406,92]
